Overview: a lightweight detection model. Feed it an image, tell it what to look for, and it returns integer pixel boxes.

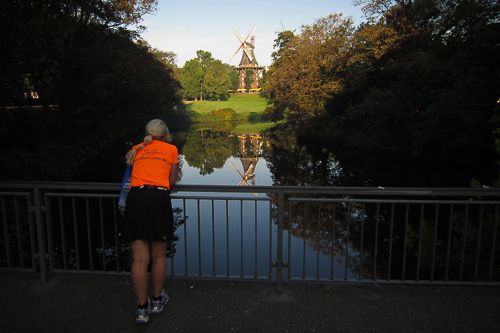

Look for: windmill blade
[230,162,257,196]
[229,44,243,63]
[230,162,246,179]
[233,29,245,43]
[244,25,257,44]
[242,46,253,62]
[231,26,257,63]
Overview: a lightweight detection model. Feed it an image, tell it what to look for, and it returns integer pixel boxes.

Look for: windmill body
[230,25,265,92]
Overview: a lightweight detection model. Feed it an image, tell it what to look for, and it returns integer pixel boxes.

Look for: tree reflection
[181,130,235,175]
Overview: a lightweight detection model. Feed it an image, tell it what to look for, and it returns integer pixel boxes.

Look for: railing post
[276,191,284,293]
[33,187,48,283]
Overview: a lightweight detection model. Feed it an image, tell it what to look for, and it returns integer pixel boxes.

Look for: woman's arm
[169,163,178,187]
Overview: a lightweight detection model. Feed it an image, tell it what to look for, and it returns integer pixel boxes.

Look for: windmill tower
[230,25,265,92]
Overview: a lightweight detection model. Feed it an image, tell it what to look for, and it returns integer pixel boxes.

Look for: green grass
[232,122,274,134]
[185,94,269,113]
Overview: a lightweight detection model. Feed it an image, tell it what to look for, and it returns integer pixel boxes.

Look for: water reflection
[170,127,362,280]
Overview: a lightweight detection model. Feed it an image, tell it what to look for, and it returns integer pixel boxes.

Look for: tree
[180,59,203,100]
[244,69,254,92]
[325,0,500,186]
[195,50,216,100]
[0,0,186,181]
[230,71,239,92]
[204,60,232,101]
[262,14,355,122]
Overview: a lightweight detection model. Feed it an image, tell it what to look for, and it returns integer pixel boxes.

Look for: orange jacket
[130,140,178,189]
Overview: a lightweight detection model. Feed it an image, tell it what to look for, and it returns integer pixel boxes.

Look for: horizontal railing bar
[290,198,500,205]
[171,196,272,201]
[2,181,500,197]
[43,193,272,202]
[287,278,500,287]
[45,193,119,198]
[0,192,31,196]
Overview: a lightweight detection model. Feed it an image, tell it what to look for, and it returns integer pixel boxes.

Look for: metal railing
[1,181,499,291]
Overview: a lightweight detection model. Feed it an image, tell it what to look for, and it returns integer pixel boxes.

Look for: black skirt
[122,187,174,243]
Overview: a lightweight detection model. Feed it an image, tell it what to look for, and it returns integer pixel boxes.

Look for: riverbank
[186,94,268,114]
[1,270,499,332]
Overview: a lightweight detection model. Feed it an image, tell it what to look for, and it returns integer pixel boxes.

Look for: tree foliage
[204,60,232,101]
[263,0,500,186]
[180,59,203,100]
[244,69,254,92]
[262,14,355,122]
[181,50,234,101]
[0,0,185,181]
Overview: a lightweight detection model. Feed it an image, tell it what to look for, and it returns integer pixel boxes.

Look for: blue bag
[118,165,133,218]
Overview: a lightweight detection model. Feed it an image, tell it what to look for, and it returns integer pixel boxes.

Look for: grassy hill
[185,94,269,113]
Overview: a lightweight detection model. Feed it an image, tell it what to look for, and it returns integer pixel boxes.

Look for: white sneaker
[151,290,169,314]
[135,297,150,324]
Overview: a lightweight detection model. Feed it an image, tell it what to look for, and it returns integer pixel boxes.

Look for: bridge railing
[1,181,499,291]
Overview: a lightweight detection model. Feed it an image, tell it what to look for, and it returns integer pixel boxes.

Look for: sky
[138,0,366,67]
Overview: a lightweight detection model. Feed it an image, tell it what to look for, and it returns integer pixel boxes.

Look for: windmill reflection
[228,133,263,194]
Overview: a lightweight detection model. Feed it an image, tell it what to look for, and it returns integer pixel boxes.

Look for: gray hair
[125,119,171,165]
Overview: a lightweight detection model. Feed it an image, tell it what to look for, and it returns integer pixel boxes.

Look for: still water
[166,130,357,281]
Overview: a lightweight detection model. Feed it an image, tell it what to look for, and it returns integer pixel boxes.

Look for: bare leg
[150,241,167,298]
[130,240,151,305]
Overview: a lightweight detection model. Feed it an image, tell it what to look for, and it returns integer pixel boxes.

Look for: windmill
[230,161,257,196]
[229,25,257,65]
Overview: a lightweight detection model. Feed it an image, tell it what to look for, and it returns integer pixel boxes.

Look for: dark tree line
[263,0,500,187]
[0,0,187,181]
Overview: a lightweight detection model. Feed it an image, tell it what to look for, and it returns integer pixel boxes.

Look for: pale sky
[138,0,366,68]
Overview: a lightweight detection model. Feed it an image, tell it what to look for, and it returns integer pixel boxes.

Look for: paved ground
[1,270,499,333]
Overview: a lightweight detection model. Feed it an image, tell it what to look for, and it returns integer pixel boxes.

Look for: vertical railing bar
[488,205,498,283]
[27,194,37,271]
[268,200,272,280]
[167,198,174,276]
[277,191,284,293]
[212,200,215,277]
[331,203,336,281]
[302,202,307,280]
[459,204,469,282]
[387,203,394,282]
[59,197,68,271]
[359,203,365,281]
[169,240,174,276]
[34,187,48,283]
[316,204,321,280]
[402,203,409,282]
[345,203,350,281]
[72,197,81,271]
[86,198,94,272]
[240,200,244,278]
[226,200,229,278]
[254,200,258,279]
[445,204,454,283]
[183,198,188,276]
[112,197,120,273]
[1,196,11,267]
[287,198,292,282]
[15,197,24,269]
[430,204,440,283]
[473,205,484,283]
[99,198,106,273]
[373,203,379,281]
[44,196,54,271]
[197,199,201,276]
[416,204,424,282]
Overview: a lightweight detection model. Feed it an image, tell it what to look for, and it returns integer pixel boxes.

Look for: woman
[122,119,178,324]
